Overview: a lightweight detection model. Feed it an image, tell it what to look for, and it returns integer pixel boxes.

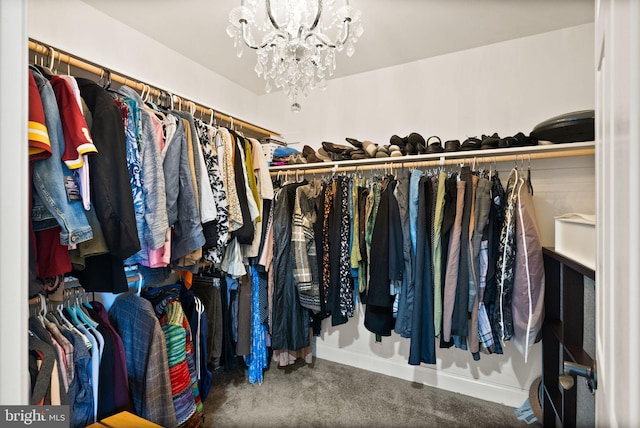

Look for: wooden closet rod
[28,39,280,139]
[268,144,595,176]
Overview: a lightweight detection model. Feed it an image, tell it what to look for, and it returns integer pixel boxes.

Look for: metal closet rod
[28,38,280,139]
[268,146,595,176]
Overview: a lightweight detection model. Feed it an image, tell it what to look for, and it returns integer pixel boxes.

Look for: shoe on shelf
[444,139,460,152]
[514,132,537,146]
[390,135,406,153]
[481,133,500,150]
[302,145,323,163]
[316,147,332,162]
[287,153,307,164]
[426,136,444,154]
[322,141,349,154]
[362,140,379,158]
[388,144,402,157]
[408,132,426,155]
[498,136,516,148]
[459,137,482,151]
[345,137,364,148]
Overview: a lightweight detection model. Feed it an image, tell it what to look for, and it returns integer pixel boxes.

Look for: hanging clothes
[246,266,268,383]
[109,294,177,428]
[331,176,353,325]
[179,285,213,400]
[118,86,169,262]
[142,285,204,428]
[469,176,491,358]
[291,180,322,313]
[75,77,141,293]
[451,166,473,339]
[442,180,465,342]
[228,131,255,244]
[493,168,520,344]
[394,169,413,338]
[86,301,132,415]
[482,171,506,354]
[271,181,311,351]
[191,275,224,371]
[364,178,395,337]
[438,174,458,348]
[512,174,545,362]
[196,121,230,264]
[431,171,447,337]
[408,176,435,365]
[162,113,205,264]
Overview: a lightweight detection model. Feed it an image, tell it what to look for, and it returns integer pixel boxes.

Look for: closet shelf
[29,38,280,140]
[268,141,595,175]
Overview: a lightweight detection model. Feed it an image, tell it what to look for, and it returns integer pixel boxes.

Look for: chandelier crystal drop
[228,0,363,111]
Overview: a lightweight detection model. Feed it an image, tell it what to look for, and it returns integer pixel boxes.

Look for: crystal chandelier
[227,0,363,111]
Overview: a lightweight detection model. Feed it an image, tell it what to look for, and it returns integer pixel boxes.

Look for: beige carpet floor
[203,357,529,428]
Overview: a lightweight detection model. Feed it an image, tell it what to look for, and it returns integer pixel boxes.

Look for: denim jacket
[30,67,92,245]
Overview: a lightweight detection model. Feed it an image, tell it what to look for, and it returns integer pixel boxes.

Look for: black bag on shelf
[530,110,594,143]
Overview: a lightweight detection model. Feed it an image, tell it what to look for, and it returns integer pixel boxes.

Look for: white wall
[0,0,29,405]
[273,24,595,149]
[265,23,596,407]
[28,0,281,134]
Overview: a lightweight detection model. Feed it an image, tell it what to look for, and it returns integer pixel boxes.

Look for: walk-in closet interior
[3,0,640,426]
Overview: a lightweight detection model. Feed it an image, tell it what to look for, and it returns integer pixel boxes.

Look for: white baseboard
[315,343,528,408]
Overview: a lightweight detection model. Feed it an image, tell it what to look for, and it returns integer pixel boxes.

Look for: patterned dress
[194,120,229,264]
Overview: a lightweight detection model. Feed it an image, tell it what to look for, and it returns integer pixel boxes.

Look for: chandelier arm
[306,19,350,50]
[240,20,260,49]
[336,19,352,46]
[309,0,323,32]
[241,21,287,50]
[265,0,281,30]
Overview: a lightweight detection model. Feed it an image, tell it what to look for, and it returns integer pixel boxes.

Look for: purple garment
[89,301,133,414]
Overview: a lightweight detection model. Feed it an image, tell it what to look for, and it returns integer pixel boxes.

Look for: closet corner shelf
[268,141,595,174]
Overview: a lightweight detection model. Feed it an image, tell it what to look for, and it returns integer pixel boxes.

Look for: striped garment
[158,298,204,428]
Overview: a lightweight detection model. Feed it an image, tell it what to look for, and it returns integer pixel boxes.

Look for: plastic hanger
[74,299,98,328]
[42,46,57,76]
[34,293,47,328]
[136,273,144,296]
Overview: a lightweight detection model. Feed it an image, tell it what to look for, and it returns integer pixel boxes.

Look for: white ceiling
[81,0,594,95]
